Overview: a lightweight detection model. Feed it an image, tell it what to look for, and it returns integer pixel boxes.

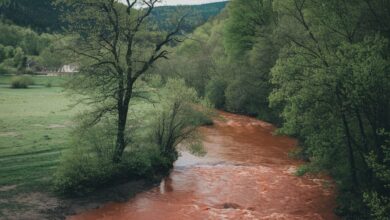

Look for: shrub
[121,147,173,180]
[53,123,116,195]
[151,79,209,160]
[205,78,226,109]
[10,75,34,88]
[0,64,16,75]
[363,131,390,219]
[53,120,175,195]
[225,78,260,116]
[19,69,35,75]
[0,65,8,75]
[145,74,163,88]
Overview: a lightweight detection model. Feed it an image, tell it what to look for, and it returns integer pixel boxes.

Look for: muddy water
[69,112,338,220]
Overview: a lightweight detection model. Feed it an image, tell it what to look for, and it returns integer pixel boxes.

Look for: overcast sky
[156,0,226,6]
[120,0,227,6]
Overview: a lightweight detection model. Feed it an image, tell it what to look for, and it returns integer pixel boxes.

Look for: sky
[120,0,227,6]
[155,0,227,6]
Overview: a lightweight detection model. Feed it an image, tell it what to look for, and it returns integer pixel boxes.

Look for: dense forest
[0,0,389,219]
[161,0,390,218]
[150,1,227,32]
[0,0,62,32]
[0,22,68,74]
[0,0,226,32]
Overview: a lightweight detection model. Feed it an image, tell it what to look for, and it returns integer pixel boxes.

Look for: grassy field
[0,75,68,87]
[0,80,83,216]
[0,75,208,218]
[0,76,163,218]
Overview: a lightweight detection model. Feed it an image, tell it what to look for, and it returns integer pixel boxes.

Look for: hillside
[0,0,62,32]
[0,0,227,33]
[151,1,228,32]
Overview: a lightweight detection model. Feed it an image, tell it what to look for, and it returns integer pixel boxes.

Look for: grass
[0,76,211,217]
[0,75,68,87]
[0,76,159,217]
[0,82,83,216]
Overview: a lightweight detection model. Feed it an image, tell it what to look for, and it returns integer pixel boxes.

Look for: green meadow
[0,76,175,217]
[0,79,81,215]
[0,75,68,87]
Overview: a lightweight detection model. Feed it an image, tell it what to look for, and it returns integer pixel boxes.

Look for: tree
[152,79,201,162]
[0,0,63,32]
[0,44,5,63]
[364,130,390,220]
[224,0,275,59]
[0,0,10,6]
[221,0,280,121]
[13,47,26,70]
[60,0,184,162]
[270,0,390,216]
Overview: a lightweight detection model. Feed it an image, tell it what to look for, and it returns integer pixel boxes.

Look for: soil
[0,180,153,220]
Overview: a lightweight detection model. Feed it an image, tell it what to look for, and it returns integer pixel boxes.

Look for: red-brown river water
[68,112,338,220]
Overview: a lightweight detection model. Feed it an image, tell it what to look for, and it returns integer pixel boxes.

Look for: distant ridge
[152,1,228,32]
[0,0,227,33]
[0,0,62,32]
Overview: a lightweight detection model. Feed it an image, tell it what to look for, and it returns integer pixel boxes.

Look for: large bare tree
[60,0,184,162]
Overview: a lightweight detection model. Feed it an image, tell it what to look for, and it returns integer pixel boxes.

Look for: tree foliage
[0,22,68,74]
[60,0,185,162]
[162,0,390,218]
[0,0,62,32]
[159,0,280,122]
[54,78,207,195]
[269,0,390,217]
[150,1,227,33]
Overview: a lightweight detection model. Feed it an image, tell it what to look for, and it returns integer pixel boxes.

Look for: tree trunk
[113,82,132,163]
[341,112,359,189]
[113,107,128,163]
[336,91,359,189]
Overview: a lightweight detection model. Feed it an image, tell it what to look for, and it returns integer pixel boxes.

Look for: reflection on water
[68,111,338,220]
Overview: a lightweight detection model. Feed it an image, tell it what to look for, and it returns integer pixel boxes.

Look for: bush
[205,78,226,109]
[10,75,34,88]
[0,64,16,75]
[363,131,390,219]
[151,79,209,160]
[53,123,116,195]
[225,78,261,116]
[53,120,175,195]
[0,65,8,75]
[19,69,35,75]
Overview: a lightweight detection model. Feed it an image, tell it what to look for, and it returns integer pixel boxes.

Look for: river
[68,111,338,220]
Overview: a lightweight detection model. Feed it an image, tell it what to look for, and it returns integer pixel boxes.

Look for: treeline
[0,0,226,33]
[150,1,227,33]
[162,0,390,218]
[0,0,62,32]
[0,21,68,75]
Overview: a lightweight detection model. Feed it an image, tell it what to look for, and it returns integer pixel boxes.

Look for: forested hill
[151,1,228,32]
[0,0,227,33]
[156,0,390,218]
[0,0,62,32]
